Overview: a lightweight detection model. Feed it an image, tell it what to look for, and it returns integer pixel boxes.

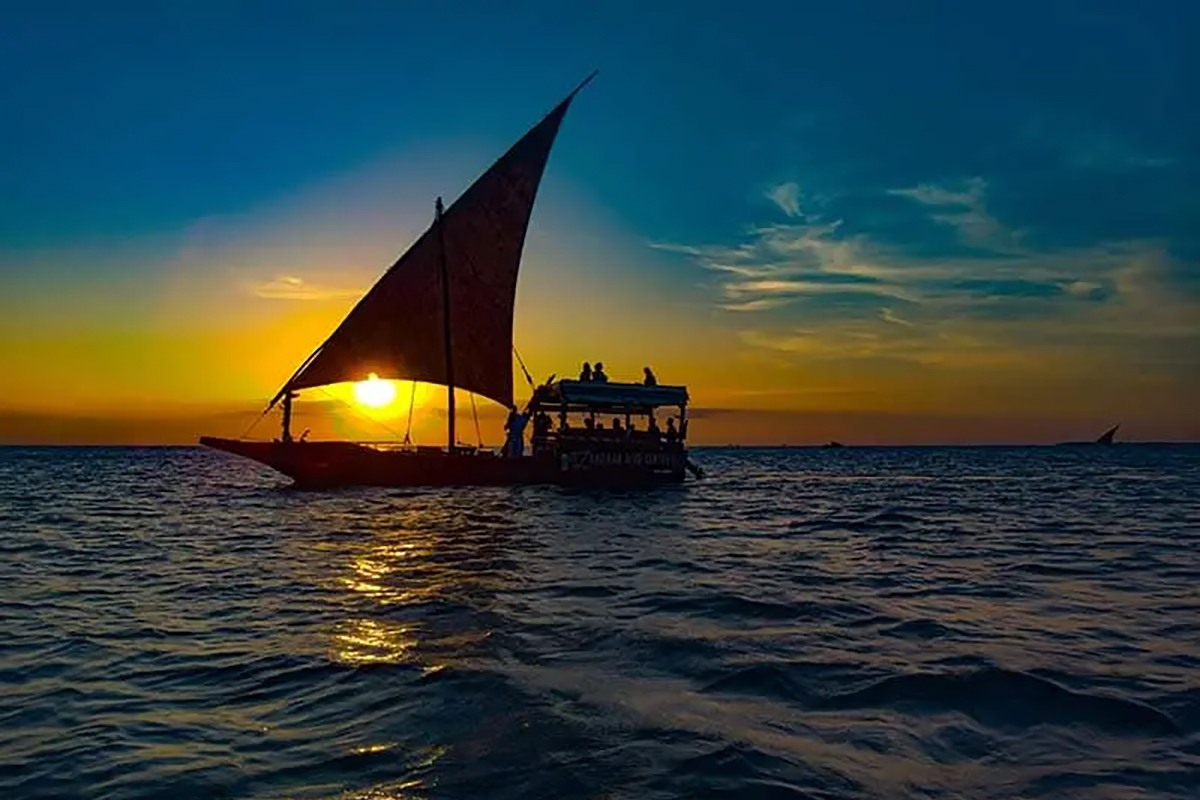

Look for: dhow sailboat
[201,74,696,488]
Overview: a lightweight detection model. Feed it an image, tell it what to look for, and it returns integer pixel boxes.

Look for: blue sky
[7,1,1192,249]
[2,0,1198,438]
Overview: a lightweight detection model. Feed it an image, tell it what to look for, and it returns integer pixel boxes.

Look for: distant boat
[201,73,696,488]
[822,440,845,449]
[1054,424,1120,447]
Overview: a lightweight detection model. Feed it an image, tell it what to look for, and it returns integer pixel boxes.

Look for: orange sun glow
[353,373,397,408]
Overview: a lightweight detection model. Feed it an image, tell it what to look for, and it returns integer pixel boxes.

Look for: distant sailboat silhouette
[1055,423,1121,447]
[200,73,697,488]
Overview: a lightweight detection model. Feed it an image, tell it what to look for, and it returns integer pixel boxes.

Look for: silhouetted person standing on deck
[504,407,528,457]
[665,418,678,445]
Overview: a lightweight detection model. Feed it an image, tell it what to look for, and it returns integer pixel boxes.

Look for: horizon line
[2,441,1197,449]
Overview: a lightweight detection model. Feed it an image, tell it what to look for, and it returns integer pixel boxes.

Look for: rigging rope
[403,380,417,445]
[238,407,270,440]
[469,392,483,448]
[316,386,405,442]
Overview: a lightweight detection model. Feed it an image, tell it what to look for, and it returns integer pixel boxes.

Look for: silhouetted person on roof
[643,366,657,386]
[593,362,608,383]
[579,362,592,382]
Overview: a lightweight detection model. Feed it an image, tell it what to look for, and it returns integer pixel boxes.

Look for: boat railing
[351,441,502,456]
[533,429,686,450]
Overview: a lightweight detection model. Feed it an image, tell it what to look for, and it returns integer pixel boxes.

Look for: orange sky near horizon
[3,146,1198,446]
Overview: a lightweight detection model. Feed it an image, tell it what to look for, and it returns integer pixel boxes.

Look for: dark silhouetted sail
[271,77,591,411]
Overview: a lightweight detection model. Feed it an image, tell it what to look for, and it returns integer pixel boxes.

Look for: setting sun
[353,373,397,408]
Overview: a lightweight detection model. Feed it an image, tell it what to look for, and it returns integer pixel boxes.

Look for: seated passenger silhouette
[579,362,592,382]
[592,362,609,383]
[665,418,678,445]
[531,412,551,453]
[648,417,661,439]
[530,411,545,442]
[611,417,623,433]
[643,366,657,386]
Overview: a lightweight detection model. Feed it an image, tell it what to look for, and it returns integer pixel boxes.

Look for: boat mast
[281,390,296,443]
[435,196,456,452]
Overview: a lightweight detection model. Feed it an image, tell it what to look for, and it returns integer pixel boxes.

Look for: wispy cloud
[765,182,802,217]
[660,175,1200,388]
[720,297,794,312]
[879,307,913,327]
[888,177,1020,251]
[249,275,363,301]
[722,278,917,302]
[656,210,1015,315]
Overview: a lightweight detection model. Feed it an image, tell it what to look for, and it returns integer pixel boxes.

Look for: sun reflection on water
[324,528,441,666]
[332,617,419,666]
[281,777,430,800]
[335,537,442,605]
[314,506,514,795]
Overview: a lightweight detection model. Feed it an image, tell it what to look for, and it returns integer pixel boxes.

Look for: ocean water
[1,445,1198,800]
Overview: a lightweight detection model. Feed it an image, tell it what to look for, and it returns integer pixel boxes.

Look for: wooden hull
[198,437,688,489]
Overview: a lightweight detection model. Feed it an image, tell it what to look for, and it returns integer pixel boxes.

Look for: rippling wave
[1,445,1197,799]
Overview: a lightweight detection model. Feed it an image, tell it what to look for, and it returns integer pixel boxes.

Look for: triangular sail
[271,75,592,411]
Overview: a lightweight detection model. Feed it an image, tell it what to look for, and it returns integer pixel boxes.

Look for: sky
[2,0,1198,445]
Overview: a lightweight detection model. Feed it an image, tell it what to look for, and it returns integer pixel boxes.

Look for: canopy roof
[529,379,689,411]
